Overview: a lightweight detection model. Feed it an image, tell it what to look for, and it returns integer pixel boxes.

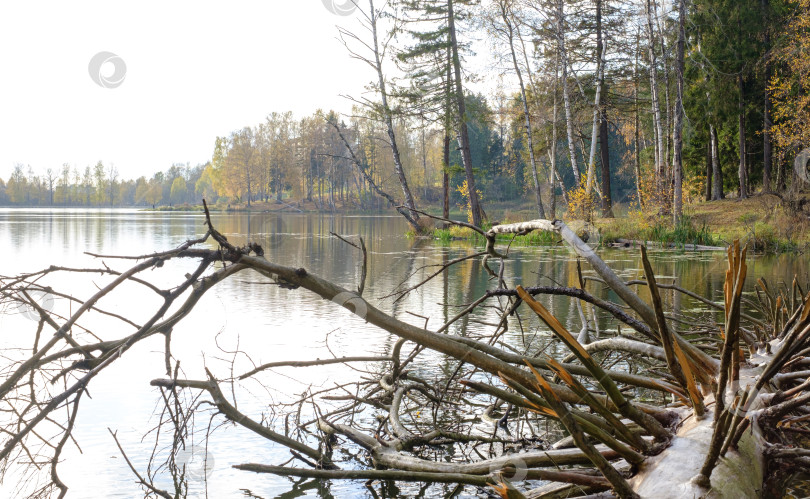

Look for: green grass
[431,224,556,246]
[598,214,719,248]
[743,220,799,252]
[598,207,806,253]
[644,215,719,247]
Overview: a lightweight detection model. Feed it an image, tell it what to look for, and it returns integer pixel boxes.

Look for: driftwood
[1,212,809,498]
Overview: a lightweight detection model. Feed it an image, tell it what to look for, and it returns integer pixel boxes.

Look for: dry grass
[597,193,810,252]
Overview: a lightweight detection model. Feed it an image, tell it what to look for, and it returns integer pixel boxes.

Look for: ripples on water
[1,209,808,498]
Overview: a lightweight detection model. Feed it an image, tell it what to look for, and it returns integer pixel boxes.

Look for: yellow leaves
[635,160,670,213]
[682,172,707,206]
[566,175,597,222]
[456,179,483,225]
[770,0,810,153]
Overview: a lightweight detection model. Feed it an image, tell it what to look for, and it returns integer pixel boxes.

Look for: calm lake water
[1,208,808,498]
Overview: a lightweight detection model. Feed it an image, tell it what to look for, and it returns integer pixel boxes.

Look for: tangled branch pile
[2,208,809,498]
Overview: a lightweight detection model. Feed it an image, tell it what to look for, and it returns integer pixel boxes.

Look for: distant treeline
[0,161,207,208]
[1,103,621,210]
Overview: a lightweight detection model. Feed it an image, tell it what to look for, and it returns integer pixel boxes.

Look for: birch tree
[585,0,606,199]
[337,0,423,232]
[645,0,666,193]
[672,0,686,221]
[557,0,581,182]
[495,0,546,218]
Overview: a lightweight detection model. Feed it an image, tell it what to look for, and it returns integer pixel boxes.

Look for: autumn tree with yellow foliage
[770,0,810,181]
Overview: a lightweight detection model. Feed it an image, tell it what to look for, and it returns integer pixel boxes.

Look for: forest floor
[596,192,810,252]
[437,192,810,252]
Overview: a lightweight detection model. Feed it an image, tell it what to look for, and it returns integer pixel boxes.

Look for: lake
[0,208,807,498]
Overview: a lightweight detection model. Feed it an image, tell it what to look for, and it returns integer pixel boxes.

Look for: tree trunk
[656,1,672,186]
[586,0,605,199]
[330,157,335,212]
[711,124,724,200]
[777,151,786,191]
[705,139,713,201]
[448,0,483,227]
[645,0,666,194]
[246,162,252,210]
[516,19,557,216]
[550,54,560,218]
[596,1,613,218]
[557,0,581,181]
[421,125,427,201]
[330,120,421,229]
[672,0,685,222]
[370,0,420,226]
[443,48,452,222]
[599,101,613,218]
[634,28,643,206]
[552,160,570,206]
[762,0,773,193]
[763,90,772,193]
[738,73,748,199]
[443,132,450,221]
[502,3,545,218]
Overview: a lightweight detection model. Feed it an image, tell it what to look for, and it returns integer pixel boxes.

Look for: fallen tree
[1,206,809,498]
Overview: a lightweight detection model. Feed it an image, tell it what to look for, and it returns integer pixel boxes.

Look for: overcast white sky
[0,1,386,180]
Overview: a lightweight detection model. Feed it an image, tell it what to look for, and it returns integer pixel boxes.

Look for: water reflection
[0,208,808,498]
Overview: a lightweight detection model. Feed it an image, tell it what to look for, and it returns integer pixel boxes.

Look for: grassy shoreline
[431,195,809,253]
[145,195,810,253]
[597,195,809,253]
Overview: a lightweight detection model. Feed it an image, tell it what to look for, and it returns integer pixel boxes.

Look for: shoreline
[3,195,808,253]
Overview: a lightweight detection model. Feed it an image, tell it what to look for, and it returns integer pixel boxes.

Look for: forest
[1,0,809,229]
[0,0,810,230]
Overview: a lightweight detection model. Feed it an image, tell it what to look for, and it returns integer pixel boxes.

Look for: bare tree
[645,0,666,194]
[107,164,119,208]
[585,0,607,200]
[557,0,581,182]
[672,0,686,221]
[710,124,724,199]
[45,168,56,206]
[634,26,643,206]
[738,73,749,199]
[337,0,423,232]
[496,0,546,218]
